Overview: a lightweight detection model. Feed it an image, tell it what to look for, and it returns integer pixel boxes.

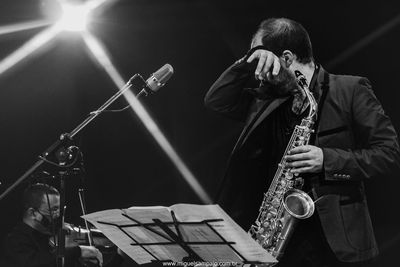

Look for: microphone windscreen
[146,64,174,92]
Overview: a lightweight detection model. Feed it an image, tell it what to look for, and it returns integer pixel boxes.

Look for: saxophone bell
[283,188,315,219]
[271,189,315,260]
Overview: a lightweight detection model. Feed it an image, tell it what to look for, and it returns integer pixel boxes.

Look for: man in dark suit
[204,18,400,266]
[1,183,104,267]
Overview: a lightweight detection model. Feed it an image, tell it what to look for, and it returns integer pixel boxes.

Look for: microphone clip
[128,73,152,98]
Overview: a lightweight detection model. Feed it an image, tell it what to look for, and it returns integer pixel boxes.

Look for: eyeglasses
[36,207,60,216]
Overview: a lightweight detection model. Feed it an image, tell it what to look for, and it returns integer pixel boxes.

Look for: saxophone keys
[294,178,304,187]
[261,211,267,217]
[269,208,278,217]
[271,199,280,208]
[285,172,293,180]
[262,234,272,245]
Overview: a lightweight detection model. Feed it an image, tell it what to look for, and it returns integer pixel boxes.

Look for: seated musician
[1,183,104,267]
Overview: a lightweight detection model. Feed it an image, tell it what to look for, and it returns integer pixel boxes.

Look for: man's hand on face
[79,245,103,266]
[285,145,324,174]
[246,49,281,81]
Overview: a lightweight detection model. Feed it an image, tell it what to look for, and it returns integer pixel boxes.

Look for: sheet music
[83,204,276,265]
[83,209,154,264]
[170,204,276,264]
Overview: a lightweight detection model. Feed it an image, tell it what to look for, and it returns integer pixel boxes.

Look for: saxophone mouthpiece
[294,70,307,88]
[294,70,304,78]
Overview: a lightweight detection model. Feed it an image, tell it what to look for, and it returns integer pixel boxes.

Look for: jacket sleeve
[2,232,81,267]
[322,78,400,181]
[204,47,262,121]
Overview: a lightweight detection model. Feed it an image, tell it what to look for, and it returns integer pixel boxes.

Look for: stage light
[57,2,91,32]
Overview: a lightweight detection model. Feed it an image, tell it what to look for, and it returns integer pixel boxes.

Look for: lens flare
[56,2,91,32]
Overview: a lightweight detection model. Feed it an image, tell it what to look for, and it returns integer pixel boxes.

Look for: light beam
[0,25,60,76]
[327,12,400,69]
[81,32,212,204]
[0,20,52,36]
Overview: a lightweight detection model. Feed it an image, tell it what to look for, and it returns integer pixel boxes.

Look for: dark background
[0,0,399,265]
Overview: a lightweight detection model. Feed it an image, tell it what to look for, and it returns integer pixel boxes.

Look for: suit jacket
[204,51,400,262]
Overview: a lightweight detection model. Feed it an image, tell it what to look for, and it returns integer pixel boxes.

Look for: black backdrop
[0,0,399,265]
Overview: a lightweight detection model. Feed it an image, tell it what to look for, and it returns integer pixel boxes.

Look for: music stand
[83,204,276,265]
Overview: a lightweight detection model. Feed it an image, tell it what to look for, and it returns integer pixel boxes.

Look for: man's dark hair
[22,183,59,211]
[253,18,314,64]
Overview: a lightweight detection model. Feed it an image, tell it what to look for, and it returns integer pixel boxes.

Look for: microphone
[146,63,174,92]
[88,64,174,115]
[131,64,174,97]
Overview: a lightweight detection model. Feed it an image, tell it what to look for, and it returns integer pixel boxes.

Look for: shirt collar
[309,63,320,93]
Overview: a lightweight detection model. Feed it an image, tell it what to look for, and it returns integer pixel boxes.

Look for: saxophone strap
[310,69,330,144]
[312,183,364,205]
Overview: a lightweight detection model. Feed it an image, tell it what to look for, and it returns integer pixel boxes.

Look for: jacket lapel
[233,96,290,152]
[313,67,330,146]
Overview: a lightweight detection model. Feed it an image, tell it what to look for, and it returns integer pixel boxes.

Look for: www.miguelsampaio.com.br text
[162,261,239,267]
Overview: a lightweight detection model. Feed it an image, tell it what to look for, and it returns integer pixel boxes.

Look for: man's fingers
[246,50,280,79]
[96,250,103,266]
[80,246,103,267]
[245,49,280,80]
[272,57,281,76]
[287,160,312,168]
[285,153,310,162]
[255,53,267,76]
[247,53,255,63]
[285,146,323,174]
[95,249,103,266]
[261,54,275,77]
[289,145,311,154]
[291,166,311,174]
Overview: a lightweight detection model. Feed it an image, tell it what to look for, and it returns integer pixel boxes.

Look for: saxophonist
[204,18,400,267]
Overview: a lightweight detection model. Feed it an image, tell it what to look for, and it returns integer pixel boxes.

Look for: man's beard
[258,66,301,97]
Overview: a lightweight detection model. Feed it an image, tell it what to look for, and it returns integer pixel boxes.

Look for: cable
[89,105,130,115]
[38,146,81,168]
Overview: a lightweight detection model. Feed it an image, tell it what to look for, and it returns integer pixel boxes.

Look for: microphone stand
[0,73,148,202]
[0,73,149,267]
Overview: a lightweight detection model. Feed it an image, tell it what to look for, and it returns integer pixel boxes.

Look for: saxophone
[249,70,317,261]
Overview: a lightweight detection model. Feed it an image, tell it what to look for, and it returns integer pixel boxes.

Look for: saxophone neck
[294,70,318,120]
